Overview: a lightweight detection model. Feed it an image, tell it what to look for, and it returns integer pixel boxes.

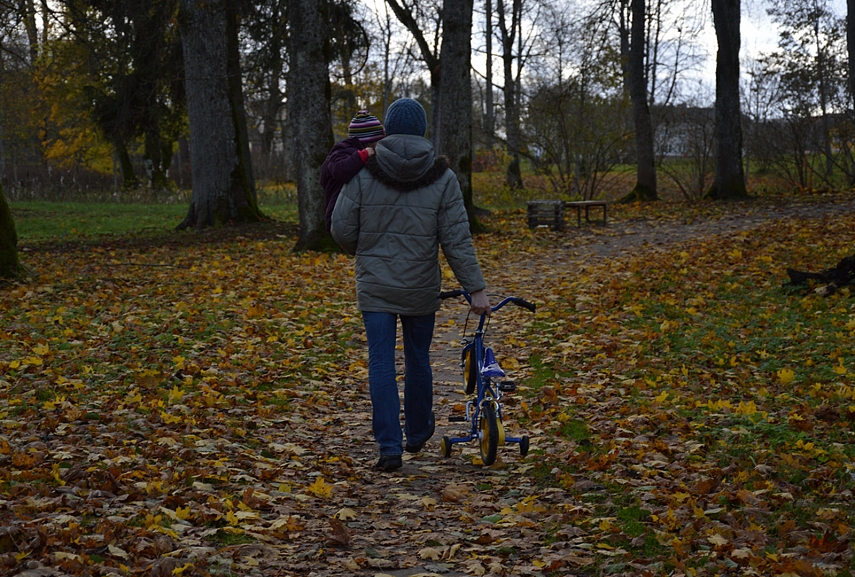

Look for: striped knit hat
[348,110,386,143]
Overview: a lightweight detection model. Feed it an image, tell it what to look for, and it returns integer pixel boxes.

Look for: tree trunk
[380,11,393,116]
[430,72,441,144]
[484,0,495,147]
[497,0,523,189]
[708,0,749,200]
[619,0,658,202]
[0,184,22,280]
[849,0,855,104]
[177,0,261,230]
[289,0,335,252]
[439,0,484,233]
[385,0,441,142]
[23,0,39,64]
[114,137,139,189]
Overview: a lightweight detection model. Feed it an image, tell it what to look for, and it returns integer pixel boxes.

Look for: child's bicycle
[438,289,536,465]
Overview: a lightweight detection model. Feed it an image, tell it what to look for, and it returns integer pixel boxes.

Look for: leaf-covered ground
[2,193,855,577]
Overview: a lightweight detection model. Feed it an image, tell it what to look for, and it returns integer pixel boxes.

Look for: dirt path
[570,195,855,258]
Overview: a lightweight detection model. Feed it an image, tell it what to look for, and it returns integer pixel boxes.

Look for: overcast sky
[360,0,849,104]
[691,0,848,87]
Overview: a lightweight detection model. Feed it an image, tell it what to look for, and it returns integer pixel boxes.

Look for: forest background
[0,0,854,248]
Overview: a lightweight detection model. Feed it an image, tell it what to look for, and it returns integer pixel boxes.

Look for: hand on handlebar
[469,289,491,316]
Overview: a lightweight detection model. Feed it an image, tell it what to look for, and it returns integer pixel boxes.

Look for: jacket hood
[370,134,449,192]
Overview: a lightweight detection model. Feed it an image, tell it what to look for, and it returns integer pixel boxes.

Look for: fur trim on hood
[365,154,450,192]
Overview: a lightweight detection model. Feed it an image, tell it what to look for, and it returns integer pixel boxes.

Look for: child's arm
[325,145,371,185]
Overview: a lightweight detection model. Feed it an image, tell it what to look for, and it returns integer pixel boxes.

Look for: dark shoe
[405,417,435,453]
[375,455,402,471]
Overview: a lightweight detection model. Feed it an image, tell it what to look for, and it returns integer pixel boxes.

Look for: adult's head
[383,98,427,137]
[348,110,386,144]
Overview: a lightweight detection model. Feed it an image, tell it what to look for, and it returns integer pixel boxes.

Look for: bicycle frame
[439,290,535,464]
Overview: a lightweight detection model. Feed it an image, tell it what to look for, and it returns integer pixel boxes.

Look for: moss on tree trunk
[0,184,22,280]
[617,182,658,204]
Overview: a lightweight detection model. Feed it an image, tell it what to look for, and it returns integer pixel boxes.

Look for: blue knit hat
[384,98,427,136]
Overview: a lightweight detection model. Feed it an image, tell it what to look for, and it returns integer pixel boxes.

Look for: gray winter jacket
[331,134,486,316]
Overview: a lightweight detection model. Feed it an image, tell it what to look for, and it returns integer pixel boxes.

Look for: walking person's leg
[363,311,403,469]
[401,313,435,452]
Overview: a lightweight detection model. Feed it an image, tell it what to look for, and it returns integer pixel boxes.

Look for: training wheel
[440,436,452,458]
[519,435,530,457]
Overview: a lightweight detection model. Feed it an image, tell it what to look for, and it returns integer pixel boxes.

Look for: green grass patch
[207,529,257,546]
[11,201,187,241]
[11,198,298,242]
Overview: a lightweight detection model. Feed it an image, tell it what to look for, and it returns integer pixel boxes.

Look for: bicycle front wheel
[479,402,499,466]
[463,347,478,395]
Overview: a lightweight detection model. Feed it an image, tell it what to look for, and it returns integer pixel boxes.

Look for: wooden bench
[527,200,607,230]
[564,200,608,227]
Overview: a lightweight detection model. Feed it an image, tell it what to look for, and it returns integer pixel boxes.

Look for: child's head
[348,110,386,144]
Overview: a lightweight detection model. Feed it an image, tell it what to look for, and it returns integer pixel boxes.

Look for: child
[321,110,386,232]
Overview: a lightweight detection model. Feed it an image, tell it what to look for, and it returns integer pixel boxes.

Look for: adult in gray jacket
[331,98,491,472]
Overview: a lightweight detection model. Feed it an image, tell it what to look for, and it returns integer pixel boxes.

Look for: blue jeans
[362,311,435,456]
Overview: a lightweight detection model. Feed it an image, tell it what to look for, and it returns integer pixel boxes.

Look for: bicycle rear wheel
[479,402,499,465]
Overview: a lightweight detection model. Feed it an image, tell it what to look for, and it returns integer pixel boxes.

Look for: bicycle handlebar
[439,290,536,313]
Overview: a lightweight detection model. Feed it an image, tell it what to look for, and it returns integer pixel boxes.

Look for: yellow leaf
[777,368,795,385]
[168,385,184,404]
[33,343,50,356]
[307,476,333,498]
[735,401,758,416]
[732,548,753,560]
[834,365,847,375]
[421,496,438,510]
[335,508,357,520]
[269,515,305,532]
[160,411,182,425]
[655,391,668,403]
[172,563,194,576]
[225,509,239,526]
[419,547,442,561]
[107,544,129,559]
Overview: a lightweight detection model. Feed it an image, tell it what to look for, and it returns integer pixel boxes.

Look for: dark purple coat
[320,137,367,232]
